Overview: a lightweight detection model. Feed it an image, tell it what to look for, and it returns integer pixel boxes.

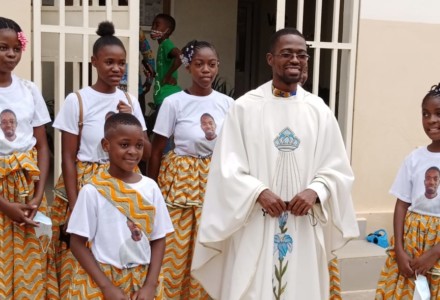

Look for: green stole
[90,170,155,239]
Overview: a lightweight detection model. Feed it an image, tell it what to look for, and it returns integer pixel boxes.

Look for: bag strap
[123,91,133,108]
[75,91,130,150]
[75,91,84,150]
[90,170,156,237]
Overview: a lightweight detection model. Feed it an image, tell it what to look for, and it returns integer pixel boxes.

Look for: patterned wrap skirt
[68,261,163,299]
[52,161,108,298]
[0,149,59,299]
[158,151,212,299]
[376,211,440,299]
[329,257,342,300]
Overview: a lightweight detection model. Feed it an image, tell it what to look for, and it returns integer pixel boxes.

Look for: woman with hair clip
[148,40,234,299]
[0,16,59,298]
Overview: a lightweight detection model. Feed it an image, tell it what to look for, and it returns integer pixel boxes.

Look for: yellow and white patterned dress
[67,170,173,299]
[154,90,234,299]
[0,75,59,299]
[376,147,440,299]
[51,87,147,297]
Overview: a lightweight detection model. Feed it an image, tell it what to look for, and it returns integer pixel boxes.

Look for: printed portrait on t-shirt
[0,109,18,142]
[413,166,440,214]
[119,218,149,268]
[200,113,217,141]
[195,113,218,157]
[127,218,143,242]
[423,166,440,199]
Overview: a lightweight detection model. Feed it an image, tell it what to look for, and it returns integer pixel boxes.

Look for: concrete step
[335,239,387,293]
[341,289,376,299]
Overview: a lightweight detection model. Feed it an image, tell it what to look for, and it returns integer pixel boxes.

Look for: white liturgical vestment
[192,81,359,300]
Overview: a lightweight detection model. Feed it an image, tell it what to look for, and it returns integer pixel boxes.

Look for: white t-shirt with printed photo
[153,90,234,157]
[390,146,440,217]
[53,87,147,163]
[0,75,51,155]
[67,175,174,269]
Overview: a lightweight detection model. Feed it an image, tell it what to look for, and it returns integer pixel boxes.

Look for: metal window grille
[33,0,139,179]
[276,0,360,156]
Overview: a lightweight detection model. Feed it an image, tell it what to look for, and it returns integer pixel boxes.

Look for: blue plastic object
[366,229,389,248]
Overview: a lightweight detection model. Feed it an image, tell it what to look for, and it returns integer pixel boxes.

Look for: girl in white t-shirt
[0,17,58,298]
[148,40,234,299]
[376,83,440,298]
[52,21,151,298]
[67,113,173,299]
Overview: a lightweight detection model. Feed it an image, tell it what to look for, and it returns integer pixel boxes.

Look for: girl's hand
[395,248,414,278]
[26,196,43,221]
[102,285,130,300]
[410,249,439,276]
[143,64,155,79]
[3,202,39,227]
[162,75,176,85]
[117,100,132,114]
[131,285,155,300]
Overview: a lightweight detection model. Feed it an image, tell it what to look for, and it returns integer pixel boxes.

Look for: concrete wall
[352,0,440,234]
[0,1,32,80]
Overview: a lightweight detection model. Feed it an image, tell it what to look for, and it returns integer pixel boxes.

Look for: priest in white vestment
[191,28,359,300]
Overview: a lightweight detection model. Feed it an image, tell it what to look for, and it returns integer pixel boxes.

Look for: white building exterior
[3,0,440,253]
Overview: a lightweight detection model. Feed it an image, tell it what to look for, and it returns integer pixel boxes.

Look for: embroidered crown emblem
[273,128,300,152]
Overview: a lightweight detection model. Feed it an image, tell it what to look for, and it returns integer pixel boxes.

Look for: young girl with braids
[148,40,234,299]
[0,17,58,298]
[52,21,150,298]
[376,83,440,298]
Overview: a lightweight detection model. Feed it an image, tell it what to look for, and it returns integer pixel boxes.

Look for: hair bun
[430,83,440,94]
[96,21,115,37]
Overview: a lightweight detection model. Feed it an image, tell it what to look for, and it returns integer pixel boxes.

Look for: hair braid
[180,40,218,66]
[423,83,440,104]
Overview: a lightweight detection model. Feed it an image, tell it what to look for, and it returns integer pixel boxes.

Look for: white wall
[361,0,440,24]
[352,0,440,234]
[0,1,32,80]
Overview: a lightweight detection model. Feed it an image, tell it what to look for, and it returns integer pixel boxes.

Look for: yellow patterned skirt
[376,211,440,299]
[52,161,108,298]
[158,151,211,299]
[68,261,163,299]
[0,149,59,299]
[329,257,342,300]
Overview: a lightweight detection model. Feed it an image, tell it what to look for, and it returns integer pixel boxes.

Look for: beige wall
[171,0,237,92]
[1,1,32,80]
[352,17,440,233]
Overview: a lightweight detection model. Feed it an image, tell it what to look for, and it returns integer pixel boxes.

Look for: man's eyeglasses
[273,52,310,62]
[1,120,16,126]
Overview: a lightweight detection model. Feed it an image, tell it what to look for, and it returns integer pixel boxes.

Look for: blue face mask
[150,29,167,40]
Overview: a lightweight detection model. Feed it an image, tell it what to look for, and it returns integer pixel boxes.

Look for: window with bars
[282,0,359,152]
[33,0,140,179]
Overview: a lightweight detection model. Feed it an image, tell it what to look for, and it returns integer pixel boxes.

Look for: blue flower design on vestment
[272,128,300,299]
[274,233,293,261]
[279,211,288,228]
[273,211,293,299]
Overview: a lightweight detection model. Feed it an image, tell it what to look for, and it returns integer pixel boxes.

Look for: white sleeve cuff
[307,181,329,202]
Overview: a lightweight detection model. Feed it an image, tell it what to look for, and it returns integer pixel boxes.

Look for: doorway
[234,0,360,150]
